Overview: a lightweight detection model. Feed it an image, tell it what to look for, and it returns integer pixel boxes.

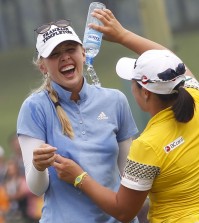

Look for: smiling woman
[38,41,86,102]
[32,25,85,138]
[16,19,139,223]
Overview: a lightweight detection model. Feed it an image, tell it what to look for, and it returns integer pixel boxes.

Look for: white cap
[184,75,199,90]
[116,50,186,94]
[36,25,82,58]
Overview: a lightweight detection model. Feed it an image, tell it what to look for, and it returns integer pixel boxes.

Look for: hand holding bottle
[88,8,129,44]
[89,8,165,56]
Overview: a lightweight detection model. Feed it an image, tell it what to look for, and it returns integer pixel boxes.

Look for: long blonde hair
[32,58,74,139]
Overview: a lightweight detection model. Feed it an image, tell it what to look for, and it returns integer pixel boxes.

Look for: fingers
[54,154,65,163]
[32,144,84,185]
[34,144,57,153]
[93,8,115,21]
[33,144,57,171]
[53,156,84,184]
[91,9,112,25]
[88,8,124,43]
[33,145,57,163]
[53,156,73,181]
[53,155,72,170]
[53,155,65,170]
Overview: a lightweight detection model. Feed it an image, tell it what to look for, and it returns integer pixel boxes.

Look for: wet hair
[136,81,195,123]
[32,58,74,139]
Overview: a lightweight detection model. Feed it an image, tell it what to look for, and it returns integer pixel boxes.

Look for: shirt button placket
[76,103,87,140]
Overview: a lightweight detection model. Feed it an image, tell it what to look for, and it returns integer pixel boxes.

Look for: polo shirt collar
[51,78,89,103]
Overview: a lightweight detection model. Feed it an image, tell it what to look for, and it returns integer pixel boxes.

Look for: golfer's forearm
[120,30,166,55]
[27,164,49,196]
[18,135,49,196]
[80,176,132,223]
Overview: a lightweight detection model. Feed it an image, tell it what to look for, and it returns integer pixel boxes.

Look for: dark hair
[136,82,142,89]
[157,81,195,123]
[136,81,195,123]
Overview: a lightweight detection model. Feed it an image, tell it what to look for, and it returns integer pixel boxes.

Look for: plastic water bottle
[83,2,106,63]
[83,2,106,86]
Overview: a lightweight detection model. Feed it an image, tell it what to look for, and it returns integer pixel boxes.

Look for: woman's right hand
[33,144,57,171]
[89,9,129,44]
[90,8,167,56]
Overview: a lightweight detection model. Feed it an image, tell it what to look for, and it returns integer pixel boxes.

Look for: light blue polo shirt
[17,79,138,223]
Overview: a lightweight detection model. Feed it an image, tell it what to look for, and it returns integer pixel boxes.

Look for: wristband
[74,172,87,187]
[78,174,88,189]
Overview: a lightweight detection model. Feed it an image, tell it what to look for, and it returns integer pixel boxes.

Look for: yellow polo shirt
[121,88,199,222]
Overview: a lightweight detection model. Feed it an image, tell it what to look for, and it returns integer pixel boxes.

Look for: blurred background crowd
[0,134,43,223]
[0,0,199,50]
[0,0,199,222]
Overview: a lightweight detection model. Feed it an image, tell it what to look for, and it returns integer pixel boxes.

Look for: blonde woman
[17,20,139,223]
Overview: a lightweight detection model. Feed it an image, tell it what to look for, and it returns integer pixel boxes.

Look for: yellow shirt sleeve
[128,138,161,168]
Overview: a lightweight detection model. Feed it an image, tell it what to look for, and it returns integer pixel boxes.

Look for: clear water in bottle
[87,64,101,86]
[84,27,102,59]
[83,2,106,86]
[83,2,106,65]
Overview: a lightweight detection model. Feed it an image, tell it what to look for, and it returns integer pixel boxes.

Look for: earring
[144,96,148,103]
[144,92,149,103]
[44,72,49,79]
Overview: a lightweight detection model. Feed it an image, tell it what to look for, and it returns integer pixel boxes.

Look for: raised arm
[90,9,194,76]
[90,9,166,55]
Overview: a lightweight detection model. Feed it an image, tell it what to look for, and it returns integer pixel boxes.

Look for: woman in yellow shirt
[49,9,199,223]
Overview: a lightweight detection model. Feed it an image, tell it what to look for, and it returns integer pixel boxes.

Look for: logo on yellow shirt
[164,136,184,153]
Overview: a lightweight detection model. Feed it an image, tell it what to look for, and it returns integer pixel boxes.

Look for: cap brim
[40,35,82,58]
[116,57,136,80]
